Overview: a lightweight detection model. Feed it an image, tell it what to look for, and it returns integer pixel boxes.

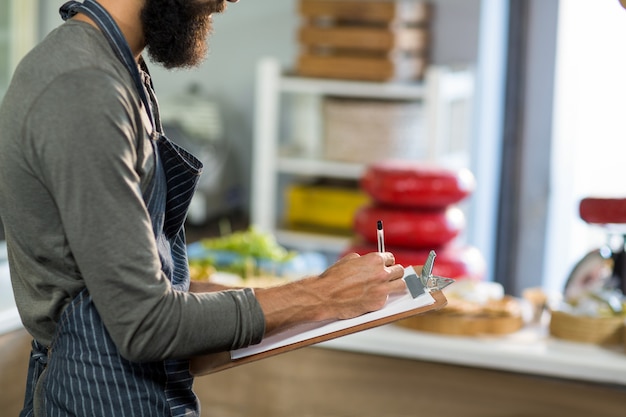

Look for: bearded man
[0,1,406,416]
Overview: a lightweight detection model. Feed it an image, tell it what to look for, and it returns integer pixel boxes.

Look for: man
[0,0,406,416]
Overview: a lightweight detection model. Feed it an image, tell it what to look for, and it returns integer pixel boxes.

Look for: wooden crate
[299,0,432,25]
[297,52,427,82]
[296,0,432,81]
[299,25,429,52]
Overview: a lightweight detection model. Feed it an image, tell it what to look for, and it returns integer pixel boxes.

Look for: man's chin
[147,48,208,70]
[141,0,215,69]
[145,25,212,69]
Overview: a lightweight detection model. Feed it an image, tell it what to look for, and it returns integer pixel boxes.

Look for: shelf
[279,75,426,100]
[277,157,366,180]
[275,229,353,253]
[250,58,476,254]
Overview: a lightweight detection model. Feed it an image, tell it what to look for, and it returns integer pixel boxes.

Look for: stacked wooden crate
[296,0,432,82]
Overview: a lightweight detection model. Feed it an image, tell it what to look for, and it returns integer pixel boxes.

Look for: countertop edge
[318,323,626,387]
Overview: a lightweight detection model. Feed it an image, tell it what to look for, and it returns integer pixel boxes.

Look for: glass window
[544,0,626,293]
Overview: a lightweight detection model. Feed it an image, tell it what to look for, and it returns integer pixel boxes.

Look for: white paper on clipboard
[230,266,435,360]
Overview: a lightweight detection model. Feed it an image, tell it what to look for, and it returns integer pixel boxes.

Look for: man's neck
[72,0,145,59]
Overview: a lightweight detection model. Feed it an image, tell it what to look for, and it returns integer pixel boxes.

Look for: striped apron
[20,1,203,416]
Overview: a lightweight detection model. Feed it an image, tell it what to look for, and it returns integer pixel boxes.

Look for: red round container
[360,160,475,209]
[579,197,626,225]
[353,205,465,249]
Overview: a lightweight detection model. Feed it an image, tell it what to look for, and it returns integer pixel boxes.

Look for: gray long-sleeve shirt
[0,20,265,361]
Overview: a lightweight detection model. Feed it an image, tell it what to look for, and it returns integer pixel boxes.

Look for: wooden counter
[2,327,625,417]
[194,344,625,417]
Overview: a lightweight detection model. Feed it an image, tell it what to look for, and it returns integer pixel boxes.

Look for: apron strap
[59,0,157,131]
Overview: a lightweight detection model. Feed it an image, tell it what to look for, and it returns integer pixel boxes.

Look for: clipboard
[189,264,449,376]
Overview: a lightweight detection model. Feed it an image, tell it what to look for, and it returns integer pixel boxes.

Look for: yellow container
[285,184,370,231]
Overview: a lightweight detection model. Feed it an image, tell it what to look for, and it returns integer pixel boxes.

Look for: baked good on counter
[395,280,525,336]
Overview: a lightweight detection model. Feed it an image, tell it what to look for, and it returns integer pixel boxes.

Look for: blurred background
[1,0,620,295]
[2,1,626,416]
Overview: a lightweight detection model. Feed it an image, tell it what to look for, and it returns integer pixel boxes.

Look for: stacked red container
[344,160,486,281]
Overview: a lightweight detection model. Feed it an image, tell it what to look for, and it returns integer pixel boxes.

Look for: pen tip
[377,220,383,230]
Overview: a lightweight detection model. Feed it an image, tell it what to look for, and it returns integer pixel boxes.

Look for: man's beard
[141,0,226,69]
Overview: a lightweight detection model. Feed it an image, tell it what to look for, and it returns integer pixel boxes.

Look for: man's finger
[380,251,396,266]
[386,264,405,280]
[389,277,408,295]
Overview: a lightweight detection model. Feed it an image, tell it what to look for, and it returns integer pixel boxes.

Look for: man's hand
[316,252,406,319]
[254,252,406,336]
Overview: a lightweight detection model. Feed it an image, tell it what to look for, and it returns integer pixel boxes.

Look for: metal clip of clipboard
[404,250,455,298]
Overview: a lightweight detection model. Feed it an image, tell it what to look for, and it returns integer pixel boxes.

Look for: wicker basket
[549,310,625,346]
[322,97,425,164]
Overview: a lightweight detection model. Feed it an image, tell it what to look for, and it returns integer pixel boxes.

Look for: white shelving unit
[250,57,474,254]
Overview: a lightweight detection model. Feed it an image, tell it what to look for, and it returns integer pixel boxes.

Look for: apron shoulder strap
[59,0,157,131]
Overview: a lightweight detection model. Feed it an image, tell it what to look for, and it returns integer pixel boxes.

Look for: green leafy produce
[191,227,296,279]
[200,226,295,262]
